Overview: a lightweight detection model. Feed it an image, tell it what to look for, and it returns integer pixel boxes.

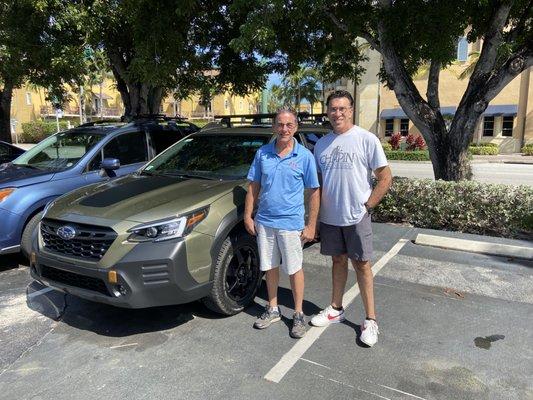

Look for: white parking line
[378,384,428,399]
[264,234,413,383]
[27,287,54,299]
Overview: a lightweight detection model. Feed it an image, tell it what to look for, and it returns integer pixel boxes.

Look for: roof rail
[77,120,123,128]
[213,112,329,128]
[130,114,189,122]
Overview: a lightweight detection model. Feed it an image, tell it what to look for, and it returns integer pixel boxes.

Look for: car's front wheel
[21,211,43,258]
[203,232,261,316]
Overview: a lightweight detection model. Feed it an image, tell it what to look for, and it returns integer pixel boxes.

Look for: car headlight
[0,188,16,203]
[126,206,209,243]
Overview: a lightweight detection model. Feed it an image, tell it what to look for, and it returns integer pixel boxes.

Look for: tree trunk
[420,119,472,181]
[110,68,163,120]
[0,84,14,143]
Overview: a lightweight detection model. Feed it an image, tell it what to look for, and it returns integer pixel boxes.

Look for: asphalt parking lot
[1,223,532,400]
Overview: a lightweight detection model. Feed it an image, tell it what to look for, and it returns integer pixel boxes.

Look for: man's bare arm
[301,187,320,243]
[244,181,261,236]
[366,166,392,209]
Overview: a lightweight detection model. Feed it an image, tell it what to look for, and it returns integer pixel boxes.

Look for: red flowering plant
[406,134,426,151]
[388,132,402,150]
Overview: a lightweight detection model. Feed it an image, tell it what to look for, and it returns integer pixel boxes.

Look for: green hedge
[521,144,533,156]
[381,142,392,151]
[470,142,498,148]
[374,177,533,238]
[384,150,430,161]
[20,121,74,143]
[468,145,499,155]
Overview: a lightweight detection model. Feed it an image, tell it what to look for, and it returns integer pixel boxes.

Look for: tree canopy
[232,0,533,181]
[0,0,84,142]
[80,0,270,118]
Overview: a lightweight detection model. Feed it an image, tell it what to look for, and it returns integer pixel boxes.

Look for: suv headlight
[127,207,209,243]
[0,188,16,203]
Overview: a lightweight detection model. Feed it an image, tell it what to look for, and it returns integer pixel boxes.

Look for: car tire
[203,232,261,316]
[21,211,43,258]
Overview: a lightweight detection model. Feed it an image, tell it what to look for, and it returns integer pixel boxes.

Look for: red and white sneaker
[360,319,379,347]
[310,305,345,327]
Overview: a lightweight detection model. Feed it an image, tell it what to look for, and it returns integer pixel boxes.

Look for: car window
[98,131,148,168]
[0,144,8,156]
[143,134,269,180]
[149,129,184,155]
[302,132,327,151]
[13,131,104,171]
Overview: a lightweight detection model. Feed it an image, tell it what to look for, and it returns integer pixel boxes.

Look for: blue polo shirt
[247,139,319,230]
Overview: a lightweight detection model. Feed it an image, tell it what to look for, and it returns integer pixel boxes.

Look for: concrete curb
[414,233,533,260]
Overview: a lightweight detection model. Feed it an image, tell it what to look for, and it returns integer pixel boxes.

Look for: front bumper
[0,208,23,254]
[31,238,212,308]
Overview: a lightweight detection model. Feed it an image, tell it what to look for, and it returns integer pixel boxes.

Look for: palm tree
[280,66,321,111]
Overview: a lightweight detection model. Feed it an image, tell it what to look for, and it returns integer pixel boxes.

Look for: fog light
[116,285,127,296]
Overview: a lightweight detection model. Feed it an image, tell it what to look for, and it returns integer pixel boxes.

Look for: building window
[25,92,32,105]
[400,119,409,136]
[457,36,468,62]
[502,116,514,137]
[384,119,394,136]
[483,116,494,136]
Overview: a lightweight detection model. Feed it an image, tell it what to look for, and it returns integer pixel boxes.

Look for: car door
[84,130,150,184]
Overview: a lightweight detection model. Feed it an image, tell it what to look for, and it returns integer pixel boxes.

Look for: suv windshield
[13,130,105,171]
[143,134,269,180]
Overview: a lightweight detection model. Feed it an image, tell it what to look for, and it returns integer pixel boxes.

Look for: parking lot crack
[0,320,58,377]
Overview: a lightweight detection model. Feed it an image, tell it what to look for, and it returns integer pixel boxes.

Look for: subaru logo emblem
[57,225,77,240]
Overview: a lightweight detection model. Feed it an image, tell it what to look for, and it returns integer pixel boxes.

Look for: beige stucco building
[8,81,263,142]
[325,39,532,154]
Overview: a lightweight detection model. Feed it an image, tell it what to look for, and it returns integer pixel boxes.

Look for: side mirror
[99,158,120,177]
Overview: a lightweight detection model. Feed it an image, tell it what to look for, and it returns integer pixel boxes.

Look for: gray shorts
[256,222,303,275]
[319,213,373,261]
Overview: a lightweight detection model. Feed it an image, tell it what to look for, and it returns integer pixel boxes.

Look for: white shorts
[256,222,303,275]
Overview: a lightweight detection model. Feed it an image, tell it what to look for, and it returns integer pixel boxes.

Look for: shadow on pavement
[25,281,224,338]
[0,253,28,272]
[248,280,322,318]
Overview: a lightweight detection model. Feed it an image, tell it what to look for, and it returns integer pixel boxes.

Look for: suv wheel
[21,211,43,258]
[203,232,261,316]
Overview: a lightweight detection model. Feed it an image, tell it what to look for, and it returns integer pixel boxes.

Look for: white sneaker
[310,305,345,327]
[360,319,379,347]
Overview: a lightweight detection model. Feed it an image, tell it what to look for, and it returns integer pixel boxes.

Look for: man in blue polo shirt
[244,108,320,339]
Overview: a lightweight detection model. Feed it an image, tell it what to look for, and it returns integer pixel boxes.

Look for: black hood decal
[80,175,184,207]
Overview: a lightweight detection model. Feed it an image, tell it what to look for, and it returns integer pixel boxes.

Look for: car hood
[0,163,54,187]
[46,174,244,224]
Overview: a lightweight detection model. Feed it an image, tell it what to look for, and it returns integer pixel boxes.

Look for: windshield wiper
[14,163,41,170]
[139,170,159,176]
[158,171,216,180]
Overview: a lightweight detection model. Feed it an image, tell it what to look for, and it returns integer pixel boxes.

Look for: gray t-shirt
[314,126,388,226]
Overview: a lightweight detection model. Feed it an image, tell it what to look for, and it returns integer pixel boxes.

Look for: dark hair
[326,90,354,107]
[275,107,298,124]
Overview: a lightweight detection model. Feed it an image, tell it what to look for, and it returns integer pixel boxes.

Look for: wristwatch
[364,202,374,214]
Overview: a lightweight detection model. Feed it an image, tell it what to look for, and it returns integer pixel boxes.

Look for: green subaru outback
[30,119,329,315]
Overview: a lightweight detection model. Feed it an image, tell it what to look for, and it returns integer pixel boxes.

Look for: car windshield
[143,134,270,180]
[12,130,105,171]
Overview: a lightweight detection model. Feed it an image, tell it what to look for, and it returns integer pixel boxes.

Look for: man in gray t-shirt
[310,90,392,348]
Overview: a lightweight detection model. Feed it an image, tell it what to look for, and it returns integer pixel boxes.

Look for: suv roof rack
[213,113,329,128]
[130,114,189,122]
[77,120,124,128]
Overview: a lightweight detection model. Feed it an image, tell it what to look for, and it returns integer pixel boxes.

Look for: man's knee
[351,259,371,271]
[332,254,348,267]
